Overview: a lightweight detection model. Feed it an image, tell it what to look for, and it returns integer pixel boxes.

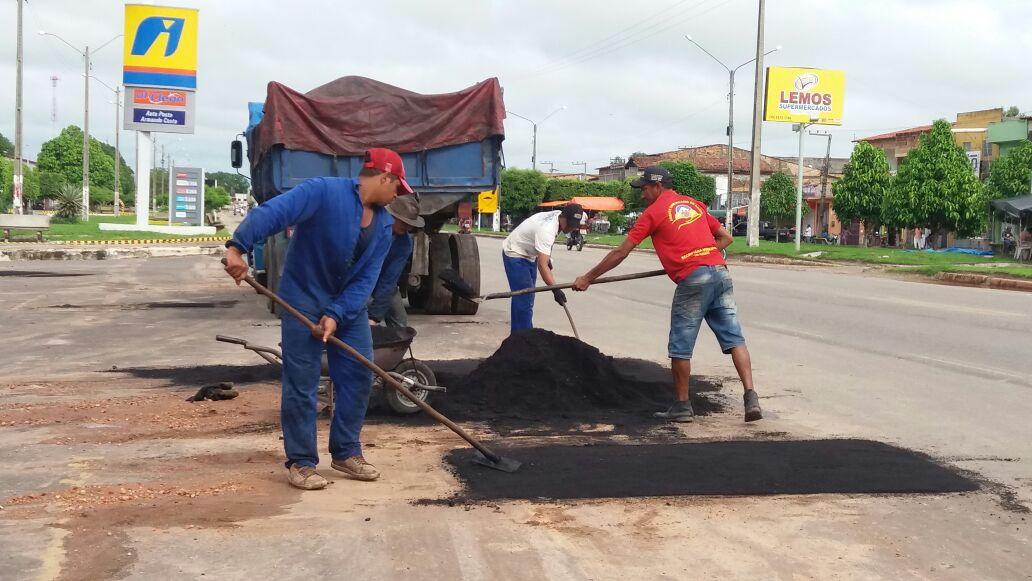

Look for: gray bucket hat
[386,195,425,228]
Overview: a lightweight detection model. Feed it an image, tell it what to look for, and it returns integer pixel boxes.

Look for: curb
[935,271,1032,292]
[0,246,226,261]
[735,254,834,267]
[1,236,230,245]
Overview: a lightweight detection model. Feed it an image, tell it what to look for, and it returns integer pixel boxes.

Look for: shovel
[222,258,521,473]
[439,268,667,304]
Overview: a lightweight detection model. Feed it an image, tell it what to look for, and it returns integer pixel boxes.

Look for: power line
[516,0,736,81]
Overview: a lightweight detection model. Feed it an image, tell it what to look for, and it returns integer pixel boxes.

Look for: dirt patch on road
[0,384,280,444]
[0,270,93,278]
[436,439,981,503]
[3,449,299,581]
[110,364,280,386]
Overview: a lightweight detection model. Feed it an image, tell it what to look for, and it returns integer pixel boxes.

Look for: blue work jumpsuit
[368,233,413,327]
[229,177,392,468]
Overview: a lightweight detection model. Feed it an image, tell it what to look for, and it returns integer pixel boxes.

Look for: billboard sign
[966,151,981,176]
[168,166,205,226]
[123,86,196,133]
[123,4,198,90]
[763,67,846,126]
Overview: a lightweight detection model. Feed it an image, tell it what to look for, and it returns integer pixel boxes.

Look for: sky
[2,0,1030,178]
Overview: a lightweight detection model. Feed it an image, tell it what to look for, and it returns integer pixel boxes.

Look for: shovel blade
[438,269,480,302]
[472,450,522,473]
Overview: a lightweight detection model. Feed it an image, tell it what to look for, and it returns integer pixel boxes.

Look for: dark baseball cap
[561,203,584,227]
[630,166,672,188]
[364,148,414,194]
[386,194,425,228]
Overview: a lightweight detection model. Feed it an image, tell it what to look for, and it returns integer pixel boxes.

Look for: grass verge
[5,215,227,242]
[895,265,1032,280]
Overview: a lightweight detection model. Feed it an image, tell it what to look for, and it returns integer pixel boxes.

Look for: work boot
[654,400,695,422]
[744,389,763,422]
[331,456,381,481]
[287,464,329,490]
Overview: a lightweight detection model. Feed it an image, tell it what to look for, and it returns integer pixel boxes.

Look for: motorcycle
[566,229,585,251]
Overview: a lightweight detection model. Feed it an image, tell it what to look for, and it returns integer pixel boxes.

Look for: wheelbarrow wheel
[383,359,436,415]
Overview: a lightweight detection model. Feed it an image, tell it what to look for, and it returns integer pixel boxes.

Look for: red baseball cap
[364,148,414,195]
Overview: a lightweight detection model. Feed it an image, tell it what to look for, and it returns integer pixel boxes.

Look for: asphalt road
[2,238,1032,579]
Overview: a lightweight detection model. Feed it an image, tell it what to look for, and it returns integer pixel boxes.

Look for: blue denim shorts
[669,265,746,360]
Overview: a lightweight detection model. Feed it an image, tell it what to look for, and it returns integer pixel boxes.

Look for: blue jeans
[502,252,537,333]
[669,265,746,360]
[280,312,373,468]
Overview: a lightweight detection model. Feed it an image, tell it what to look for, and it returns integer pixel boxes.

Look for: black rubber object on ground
[439,439,980,502]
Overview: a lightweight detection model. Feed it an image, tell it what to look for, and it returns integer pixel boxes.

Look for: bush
[53,184,83,219]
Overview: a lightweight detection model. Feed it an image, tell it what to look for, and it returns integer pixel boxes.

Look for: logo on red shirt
[667,201,703,230]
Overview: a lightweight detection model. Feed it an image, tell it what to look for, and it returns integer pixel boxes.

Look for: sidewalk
[0,242,226,261]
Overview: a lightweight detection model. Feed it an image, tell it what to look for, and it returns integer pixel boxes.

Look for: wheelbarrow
[215,326,443,415]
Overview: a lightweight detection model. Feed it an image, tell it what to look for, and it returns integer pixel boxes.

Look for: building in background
[987,115,1032,159]
[857,108,1005,177]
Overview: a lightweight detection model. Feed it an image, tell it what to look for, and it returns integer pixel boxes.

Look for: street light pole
[40,31,121,221]
[13,0,24,214]
[506,107,566,171]
[113,86,121,215]
[685,35,779,231]
[573,161,587,180]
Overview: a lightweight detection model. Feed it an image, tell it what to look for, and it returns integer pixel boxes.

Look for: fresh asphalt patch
[109,364,280,386]
[45,300,239,310]
[436,439,981,503]
[0,270,93,277]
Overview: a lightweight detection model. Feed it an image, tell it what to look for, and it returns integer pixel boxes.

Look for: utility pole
[746,0,766,247]
[793,120,817,252]
[573,161,587,181]
[82,45,91,221]
[540,161,554,173]
[51,76,60,126]
[809,130,832,234]
[13,0,24,214]
[113,86,121,216]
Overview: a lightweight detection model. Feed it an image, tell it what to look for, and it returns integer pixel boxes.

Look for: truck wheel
[383,360,436,415]
[450,233,480,315]
[422,232,455,314]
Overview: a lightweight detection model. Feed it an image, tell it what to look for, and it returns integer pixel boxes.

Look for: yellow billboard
[123,4,198,90]
[763,67,845,125]
[477,190,498,214]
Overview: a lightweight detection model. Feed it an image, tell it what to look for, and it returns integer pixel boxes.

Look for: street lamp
[506,106,566,171]
[685,35,780,230]
[91,75,123,216]
[40,30,122,220]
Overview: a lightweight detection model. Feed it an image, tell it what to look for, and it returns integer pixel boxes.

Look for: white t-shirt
[502,211,561,260]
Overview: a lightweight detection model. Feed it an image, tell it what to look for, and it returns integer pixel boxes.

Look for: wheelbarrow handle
[216,334,248,345]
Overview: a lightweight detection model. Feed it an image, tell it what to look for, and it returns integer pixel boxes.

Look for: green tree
[1005,106,1020,118]
[833,141,893,246]
[0,158,12,212]
[204,184,231,212]
[620,176,645,213]
[0,131,13,157]
[500,168,547,218]
[985,140,1032,199]
[760,171,799,241]
[887,119,987,240]
[206,171,249,194]
[37,126,117,192]
[657,160,716,205]
[97,141,135,198]
[39,171,67,200]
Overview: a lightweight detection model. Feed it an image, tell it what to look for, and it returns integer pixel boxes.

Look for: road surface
[1,237,1030,580]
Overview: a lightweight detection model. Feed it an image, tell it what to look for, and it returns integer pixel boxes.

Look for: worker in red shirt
[573,166,762,423]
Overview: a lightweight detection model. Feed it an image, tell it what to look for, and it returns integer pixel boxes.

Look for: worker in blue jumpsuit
[368,194,424,328]
[224,148,414,490]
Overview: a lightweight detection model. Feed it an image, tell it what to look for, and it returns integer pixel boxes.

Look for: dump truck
[230,76,505,315]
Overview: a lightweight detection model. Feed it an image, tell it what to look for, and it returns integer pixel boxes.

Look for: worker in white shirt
[500,203,584,333]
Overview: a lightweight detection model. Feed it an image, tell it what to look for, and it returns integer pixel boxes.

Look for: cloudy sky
[2,0,1030,177]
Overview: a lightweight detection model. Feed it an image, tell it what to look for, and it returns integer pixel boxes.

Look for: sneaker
[331,455,380,481]
[744,390,763,422]
[287,464,329,490]
[653,400,695,422]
